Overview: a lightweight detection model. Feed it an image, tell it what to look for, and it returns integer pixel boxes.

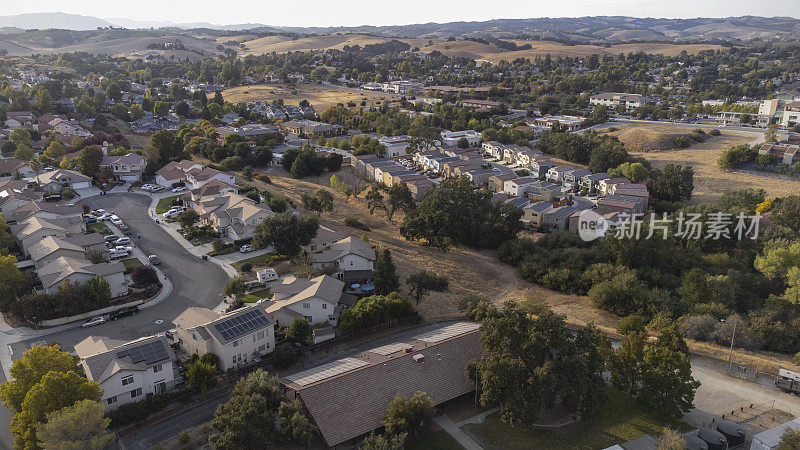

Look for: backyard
[231,253,286,272]
[463,389,688,450]
[242,288,272,303]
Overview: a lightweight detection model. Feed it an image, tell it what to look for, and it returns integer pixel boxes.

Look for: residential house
[281,322,482,448]
[440,130,481,147]
[503,176,539,197]
[184,180,238,208]
[351,154,379,175]
[99,153,146,182]
[264,275,345,327]
[406,178,433,201]
[527,181,564,202]
[380,168,415,187]
[11,216,84,255]
[581,173,610,193]
[546,165,576,184]
[387,173,425,188]
[522,201,553,228]
[364,159,396,180]
[488,173,518,193]
[37,256,127,296]
[33,169,92,192]
[505,196,530,209]
[542,205,580,231]
[4,111,34,128]
[464,168,496,187]
[530,158,555,178]
[282,120,345,137]
[49,118,92,137]
[0,158,35,180]
[597,195,646,215]
[378,135,412,158]
[531,115,584,131]
[10,201,82,224]
[173,305,275,371]
[515,149,544,168]
[597,177,631,196]
[307,225,347,253]
[0,180,42,216]
[311,237,376,282]
[482,141,505,159]
[195,192,274,240]
[589,92,649,109]
[154,160,204,187]
[27,236,89,269]
[185,167,236,190]
[75,335,178,409]
[562,168,592,191]
[759,143,800,166]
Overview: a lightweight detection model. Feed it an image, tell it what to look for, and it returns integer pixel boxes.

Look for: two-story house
[173,305,275,371]
[195,192,274,240]
[75,335,179,409]
[99,153,146,182]
[264,275,345,327]
[311,237,376,282]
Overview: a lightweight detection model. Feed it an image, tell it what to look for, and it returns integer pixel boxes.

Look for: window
[258,344,266,352]
[302,302,310,309]
[106,396,117,405]
[153,364,162,373]
[121,375,134,386]
[322,303,327,310]
[130,388,142,399]
[154,381,166,395]
[233,339,240,348]
[192,333,197,341]
[257,330,265,340]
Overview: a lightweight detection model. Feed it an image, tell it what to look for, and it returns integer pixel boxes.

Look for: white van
[109,249,129,259]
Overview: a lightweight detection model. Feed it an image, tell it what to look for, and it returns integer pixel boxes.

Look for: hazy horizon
[2,0,799,28]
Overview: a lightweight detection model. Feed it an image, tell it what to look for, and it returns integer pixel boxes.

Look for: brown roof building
[282,321,482,447]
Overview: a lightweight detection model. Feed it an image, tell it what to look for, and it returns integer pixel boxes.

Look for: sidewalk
[433,414,485,450]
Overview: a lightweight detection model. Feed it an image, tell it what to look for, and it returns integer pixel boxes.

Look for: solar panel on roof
[413,322,481,343]
[286,358,369,386]
[213,309,271,341]
[116,340,169,365]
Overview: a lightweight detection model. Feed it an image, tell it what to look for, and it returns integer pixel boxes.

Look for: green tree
[301,190,333,216]
[286,317,312,342]
[129,104,145,120]
[43,140,66,160]
[0,345,80,412]
[609,162,649,183]
[373,249,399,295]
[209,369,284,450]
[338,293,415,334]
[153,101,170,118]
[252,212,319,257]
[35,399,114,450]
[277,398,310,444]
[14,145,34,162]
[0,255,25,306]
[469,305,607,424]
[178,210,200,229]
[34,86,53,113]
[406,270,448,305]
[359,431,407,450]
[772,196,800,232]
[83,275,111,310]
[224,276,247,302]
[12,371,102,450]
[606,332,646,397]
[384,392,435,439]
[365,186,387,216]
[9,129,31,148]
[639,337,700,420]
[185,359,217,394]
[79,146,104,177]
[147,130,182,167]
[387,182,415,220]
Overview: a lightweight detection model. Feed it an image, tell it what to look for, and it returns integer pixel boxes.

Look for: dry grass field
[222,83,401,110]
[232,33,722,62]
[609,124,800,203]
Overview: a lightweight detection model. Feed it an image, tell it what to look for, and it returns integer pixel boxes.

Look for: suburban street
[0,192,229,449]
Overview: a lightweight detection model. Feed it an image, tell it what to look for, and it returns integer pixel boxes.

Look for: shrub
[617,314,647,335]
[338,293,416,334]
[673,136,690,148]
[345,217,370,231]
[179,431,190,443]
[131,265,159,286]
[647,311,674,331]
[240,262,253,272]
[709,129,721,136]
[108,392,183,428]
[677,314,718,341]
[794,352,800,366]
[257,174,272,184]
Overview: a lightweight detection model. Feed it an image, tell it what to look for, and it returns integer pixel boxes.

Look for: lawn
[87,222,112,235]
[231,253,285,271]
[464,389,687,450]
[406,430,464,450]
[121,258,143,274]
[242,288,272,303]
[155,195,184,214]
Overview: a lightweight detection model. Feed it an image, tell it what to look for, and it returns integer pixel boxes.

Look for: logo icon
[577,210,609,242]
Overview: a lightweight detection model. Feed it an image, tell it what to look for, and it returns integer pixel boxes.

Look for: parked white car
[240,244,253,253]
[163,209,184,219]
[115,237,131,246]
[171,185,187,192]
[109,249,128,259]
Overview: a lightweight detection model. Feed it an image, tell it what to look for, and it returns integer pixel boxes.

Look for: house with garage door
[195,192,274,240]
[33,169,92,192]
[99,153,145,182]
[154,160,204,187]
[0,180,43,216]
[36,256,127,296]
[75,335,179,409]
[0,158,36,181]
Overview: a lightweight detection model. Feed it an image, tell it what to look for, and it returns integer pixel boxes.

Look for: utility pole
[728,322,736,375]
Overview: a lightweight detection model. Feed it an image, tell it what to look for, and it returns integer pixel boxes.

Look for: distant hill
[0,13,112,31]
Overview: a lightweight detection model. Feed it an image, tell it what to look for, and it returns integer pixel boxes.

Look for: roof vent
[413,354,425,363]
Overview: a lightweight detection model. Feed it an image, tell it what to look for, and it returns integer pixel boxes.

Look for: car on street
[171,185,186,192]
[115,237,131,246]
[148,254,160,265]
[109,306,138,320]
[97,213,113,221]
[110,215,123,226]
[81,316,106,328]
[92,209,107,216]
[240,244,253,253]
[118,223,131,235]
[84,216,97,224]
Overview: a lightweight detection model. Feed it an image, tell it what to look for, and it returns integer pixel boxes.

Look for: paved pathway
[433,414,485,450]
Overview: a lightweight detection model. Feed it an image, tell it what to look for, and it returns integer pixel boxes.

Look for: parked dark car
[109,306,139,320]
[85,216,97,224]
[118,224,131,235]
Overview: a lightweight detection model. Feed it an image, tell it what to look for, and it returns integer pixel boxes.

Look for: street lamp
[721,319,736,375]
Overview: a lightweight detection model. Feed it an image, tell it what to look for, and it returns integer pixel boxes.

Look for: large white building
[75,335,179,409]
[440,130,481,147]
[378,135,412,158]
[589,92,649,109]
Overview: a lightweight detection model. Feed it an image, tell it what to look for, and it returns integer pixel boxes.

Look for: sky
[3,0,800,27]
